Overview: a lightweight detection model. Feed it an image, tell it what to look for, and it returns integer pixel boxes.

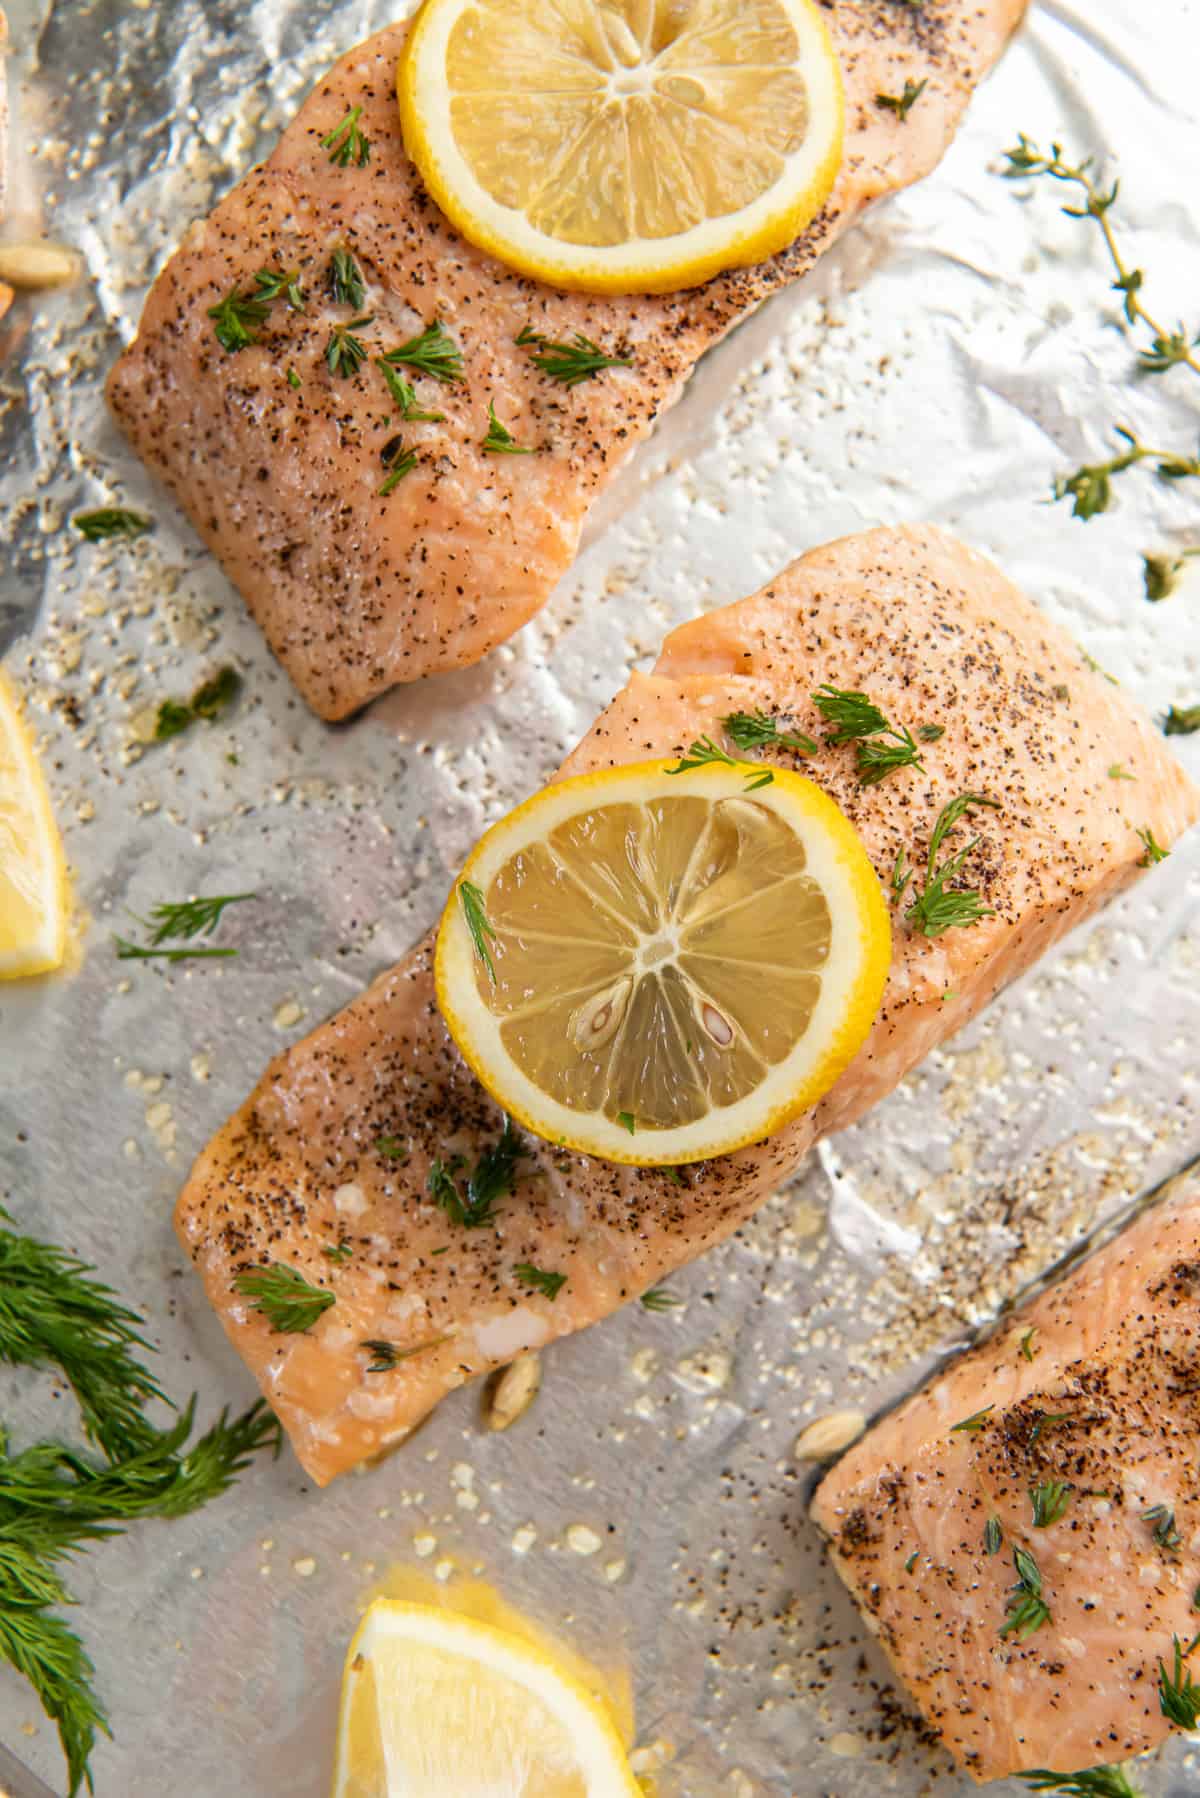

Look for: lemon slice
[435,760,890,1165]
[0,670,67,980]
[331,1599,641,1797]
[398,0,845,294]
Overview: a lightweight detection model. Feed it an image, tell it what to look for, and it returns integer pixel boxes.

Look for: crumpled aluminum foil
[1,0,1198,1792]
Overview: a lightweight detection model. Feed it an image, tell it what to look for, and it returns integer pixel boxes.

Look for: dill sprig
[0,1211,280,1795]
[231,1263,335,1333]
[254,265,304,310]
[950,1404,993,1434]
[515,325,632,387]
[1164,703,1200,736]
[326,315,374,378]
[1052,427,1200,520]
[1143,548,1200,600]
[458,879,498,982]
[722,710,817,756]
[1030,1479,1072,1528]
[115,891,254,965]
[207,286,271,353]
[875,77,927,121]
[666,734,774,791]
[1143,1503,1182,1552]
[812,684,924,785]
[360,1337,447,1373]
[640,1288,683,1312]
[1000,1544,1051,1640]
[1136,826,1168,866]
[378,436,418,496]
[514,1264,567,1301]
[1024,1768,1143,1796]
[380,319,465,385]
[482,401,532,455]
[1159,1633,1200,1730]
[328,247,366,311]
[71,509,152,542]
[377,359,446,422]
[905,793,1001,938]
[154,664,242,742]
[321,103,370,168]
[1001,136,1199,380]
[428,1118,525,1229]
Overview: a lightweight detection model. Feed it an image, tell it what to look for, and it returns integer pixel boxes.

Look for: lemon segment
[0,670,68,980]
[435,760,890,1165]
[398,0,845,294]
[331,1599,641,1797]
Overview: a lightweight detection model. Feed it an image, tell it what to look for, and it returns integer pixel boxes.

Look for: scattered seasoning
[1137,826,1169,866]
[1159,1633,1200,1730]
[640,1288,682,1312]
[1020,1327,1039,1361]
[377,359,446,421]
[722,709,817,756]
[428,1118,525,1229]
[1143,549,1200,599]
[322,1242,353,1264]
[458,879,498,982]
[875,77,927,121]
[378,438,418,496]
[1000,1545,1051,1640]
[905,1551,919,1573]
[665,733,774,790]
[254,265,304,310]
[1107,764,1136,780]
[812,684,924,785]
[326,315,374,378]
[207,285,271,353]
[950,1404,994,1434]
[328,247,366,310]
[482,401,533,455]
[1165,704,1200,735]
[71,508,152,541]
[905,792,1001,937]
[231,1263,335,1333]
[1143,1504,1182,1553]
[380,319,465,384]
[617,1111,637,1135]
[514,1264,567,1301]
[984,1516,1003,1555]
[154,664,242,741]
[1030,1480,1072,1528]
[375,1136,408,1162]
[515,324,632,386]
[360,1336,447,1372]
[321,103,371,167]
[0,1208,281,1797]
[1022,1768,1144,1795]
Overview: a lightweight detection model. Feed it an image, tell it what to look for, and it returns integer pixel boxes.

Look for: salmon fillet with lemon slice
[812,1168,1200,1785]
[108,1,1025,720]
[175,525,1198,1483]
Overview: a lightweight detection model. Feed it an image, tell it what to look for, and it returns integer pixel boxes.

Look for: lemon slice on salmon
[397,0,844,294]
[331,1599,641,1797]
[0,670,68,980]
[435,760,890,1165]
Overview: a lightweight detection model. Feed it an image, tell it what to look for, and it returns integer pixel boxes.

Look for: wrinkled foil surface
[1,1,1199,1792]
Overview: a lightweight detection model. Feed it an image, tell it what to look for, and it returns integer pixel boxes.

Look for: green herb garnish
[1137,826,1168,865]
[722,710,817,756]
[254,265,304,310]
[917,723,945,742]
[1051,428,1200,520]
[1164,704,1200,736]
[812,684,924,785]
[1000,1544,1051,1640]
[641,1288,682,1312]
[950,1404,994,1434]
[428,1118,525,1229]
[326,315,374,378]
[617,1111,637,1135]
[515,325,632,387]
[231,1263,335,1333]
[1023,1768,1143,1796]
[378,436,418,495]
[375,1136,408,1162]
[321,103,371,168]
[875,77,927,121]
[380,319,464,385]
[1159,1633,1200,1730]
[154,664,241,741]
[1020,1327,1038,1361]
[905,792,1001,938]
[482,401,532,455]
[1107,764,1136,780]
[71,508,152,542]
[328,247,366,310]
[1143,1504,1182,1552]
[377,359,446,421]
[458,879,497,982]
[1144,549,1200,600]
[1031,1480,1072,1528]
[322,1242,353,1264]
[665,734,774,790]
[514,1264,567,1301]
[207,286,271,353]
[360,1336,446,1372]
[984,1516,1003,1555]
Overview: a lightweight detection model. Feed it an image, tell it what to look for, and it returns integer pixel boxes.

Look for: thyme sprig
[515,325,632,387]
[1053,428,1200,520]
[1143,1503,1182,1553]
[1030,1480,1072,1528]
[1001,136,1199,379]
[905,793,1001,938]
[321,103,371,168]
[1144,548,1200,600]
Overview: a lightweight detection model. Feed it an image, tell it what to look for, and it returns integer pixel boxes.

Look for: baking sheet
[2,0,1199,1791]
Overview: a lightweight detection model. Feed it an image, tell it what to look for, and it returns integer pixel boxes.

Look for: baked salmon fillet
[107,1,1026,720]
[811,1168,1200,1784]
[175,525,1199,1484]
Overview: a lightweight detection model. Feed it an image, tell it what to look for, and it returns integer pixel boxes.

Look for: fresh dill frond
[813,684,925,785]
[138,893,256,946]
[1023,1766,1143,1795]
[514,1264,567,1301]
[428,1118,525,1228]
[1020,1327,1039,1361]
[377,359,446,421]
[320,103,370,167]
[666,733,774,790]
[516,326,632,387]
[113,938,235,964]
[854,723,924,785]
[231,1263,335,1333]
[482,401,532,455]
[71,509,152,542]
[721,710,817,755]
[322,1241,354,1264]
[380,319,465,385]
[360,1337,447,1372]
[207,286,271,353]
[326,315,374,378]
[1159,1633,1200,1729]
[458,879,498,982]
[905,792,1001,938]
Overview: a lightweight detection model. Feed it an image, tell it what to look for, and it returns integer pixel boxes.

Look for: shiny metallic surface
[1,1,1198,1792]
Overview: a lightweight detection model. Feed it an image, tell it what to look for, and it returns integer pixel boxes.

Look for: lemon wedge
[435,760,890,1165]
[0,669,67,980]
[397,0,844,294]
[331,1599,641,1797]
